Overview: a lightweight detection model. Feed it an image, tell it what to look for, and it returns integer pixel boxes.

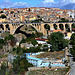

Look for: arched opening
[14,25,24,34]
[59,24,64,30]
[65,24,70,32]
[53,24,57,30]
[44,24,50,35]
[0,24,4,30]
[14,25,32,38]
[35,24,36,26]
[72,23,75,32]
[44,24,50,30]
[5,24,10,30]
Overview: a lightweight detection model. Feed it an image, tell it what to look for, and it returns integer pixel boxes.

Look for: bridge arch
[72,23,75,31]
[13,25,24,34]
[59,24,64,30]
[44,24,50,30]
[65,24,70,32]
[53,24,57,30]
[0,24,4,30]
[44,24,50,35]
[13,24,40,35]
[5,24,10,30]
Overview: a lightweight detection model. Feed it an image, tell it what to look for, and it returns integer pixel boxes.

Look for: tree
[0,14,6,19]
[4,34,15,47]
[10,11,14,14]
[72,23,75,29]
[0,39,4,44]
[58,18,69,22]
[0,39,4,49]
[31,39,38,46]
[70,33,75,60]
[0,62,7,75]
[70,33,75,45]
[13,56,33,74]
[48,32,69,51]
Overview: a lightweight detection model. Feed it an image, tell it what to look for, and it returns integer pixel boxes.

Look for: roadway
[68,45,75,75]
[69,57,75,75]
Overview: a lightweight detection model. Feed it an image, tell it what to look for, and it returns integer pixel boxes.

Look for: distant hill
[61,3,75,9]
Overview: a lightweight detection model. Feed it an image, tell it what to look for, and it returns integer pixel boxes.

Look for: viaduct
[0,22,75,36]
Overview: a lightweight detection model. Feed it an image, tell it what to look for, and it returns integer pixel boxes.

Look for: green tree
[13,56,33,74]
[0,62,7,75]
[4,34,15,47]
[58,18,69,22]
[48,32,69,51]
[0,14,6,19]
[31,39,38,46]
[10,11,14,14]
[70,33,75,60]
[70,33,75,45]
[0,39,4,44]
[0,39,4,49]
[72,23,75,29]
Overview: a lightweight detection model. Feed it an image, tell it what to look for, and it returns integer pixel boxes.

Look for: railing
[0,22,74,24]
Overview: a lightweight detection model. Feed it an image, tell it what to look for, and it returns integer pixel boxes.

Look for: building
[35,38,47,44]
[29,16,36,21]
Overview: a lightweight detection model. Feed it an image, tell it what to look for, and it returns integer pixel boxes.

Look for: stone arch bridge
[0,22,75,36]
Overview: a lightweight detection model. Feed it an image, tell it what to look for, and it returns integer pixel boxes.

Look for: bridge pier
[36,24,38,30]
[63,24,66,32]
[69,24,72,31]
[10,24,14,34]
[3,24,6,32]
[50,24,54,30]
[57,24,60,30]
[41,24,47,36]
[39,24,41,31]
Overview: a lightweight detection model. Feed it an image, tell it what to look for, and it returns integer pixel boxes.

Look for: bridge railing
[0,22,75,24]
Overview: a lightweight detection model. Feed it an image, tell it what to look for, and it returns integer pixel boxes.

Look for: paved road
[69,57,75,75]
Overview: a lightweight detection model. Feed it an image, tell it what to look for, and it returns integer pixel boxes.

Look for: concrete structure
[26,53,65,67]
[0,22,74,36]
